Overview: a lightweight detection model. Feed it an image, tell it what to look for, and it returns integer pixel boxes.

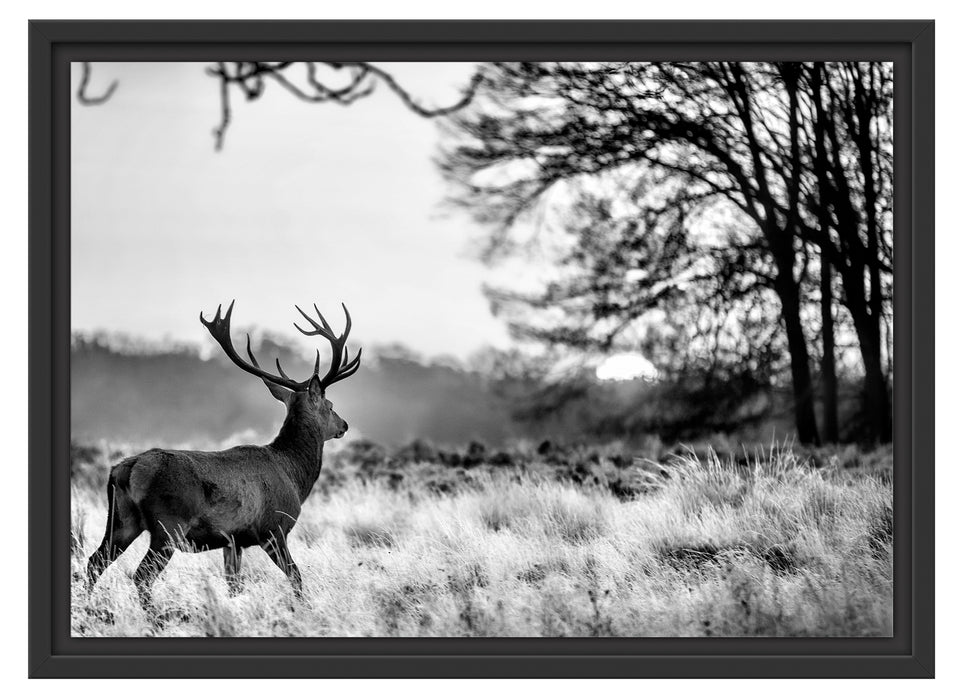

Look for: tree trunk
[840,265,892,443]
[820,258,839,443]
[851,304,891,443]
[775,267,821,446]
[809,64,839,444]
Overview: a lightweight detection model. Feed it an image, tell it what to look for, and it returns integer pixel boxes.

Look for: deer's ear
[262,378,293,406]
[308,374,323,400]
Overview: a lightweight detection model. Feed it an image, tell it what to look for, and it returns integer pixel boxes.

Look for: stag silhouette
[85,301,361,611]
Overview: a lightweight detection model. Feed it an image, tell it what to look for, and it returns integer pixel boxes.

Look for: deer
[85,301,361,612]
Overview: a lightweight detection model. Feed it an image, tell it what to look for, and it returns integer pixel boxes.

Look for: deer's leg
[133,535,174,614]
[223,543,243,595]
[86,476,141,589]
[87,529,139,590]
[262,533,303,599]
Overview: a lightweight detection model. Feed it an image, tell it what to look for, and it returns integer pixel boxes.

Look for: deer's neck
[270,409,324,501]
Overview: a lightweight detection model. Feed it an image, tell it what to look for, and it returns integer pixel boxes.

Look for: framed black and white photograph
[28,19,934,677]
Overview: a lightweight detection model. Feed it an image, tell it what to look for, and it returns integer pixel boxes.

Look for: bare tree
[439,61,893,444]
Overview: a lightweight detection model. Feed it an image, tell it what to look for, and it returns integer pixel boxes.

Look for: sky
[71,62,515,361]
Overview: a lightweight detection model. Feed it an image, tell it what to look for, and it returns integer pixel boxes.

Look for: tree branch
[76,62,117,106]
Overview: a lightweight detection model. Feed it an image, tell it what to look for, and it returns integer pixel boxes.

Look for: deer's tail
[108,456,147,532]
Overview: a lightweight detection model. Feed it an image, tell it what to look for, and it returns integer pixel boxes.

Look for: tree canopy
[440,61,893,444]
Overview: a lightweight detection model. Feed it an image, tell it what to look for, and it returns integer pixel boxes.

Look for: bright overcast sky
[71,62,516,360]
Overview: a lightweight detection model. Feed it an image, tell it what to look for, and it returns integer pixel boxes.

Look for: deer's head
[200,301,361,442]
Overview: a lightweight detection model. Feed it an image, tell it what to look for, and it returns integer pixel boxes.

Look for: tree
[440,61,893,443]
[802,62,893,442]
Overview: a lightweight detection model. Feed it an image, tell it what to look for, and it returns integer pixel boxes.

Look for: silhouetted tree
[802,62,893,442]
[440,61,892,443]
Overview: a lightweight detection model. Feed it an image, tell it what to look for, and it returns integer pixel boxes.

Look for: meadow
[70,438,893,637]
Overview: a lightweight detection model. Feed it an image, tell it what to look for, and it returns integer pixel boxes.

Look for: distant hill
[71,334,520,448]
[72,333,823,450]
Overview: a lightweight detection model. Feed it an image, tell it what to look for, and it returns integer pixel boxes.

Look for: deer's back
[113,445,302,549]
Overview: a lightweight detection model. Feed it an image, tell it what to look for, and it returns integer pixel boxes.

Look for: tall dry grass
[71,443,892,637]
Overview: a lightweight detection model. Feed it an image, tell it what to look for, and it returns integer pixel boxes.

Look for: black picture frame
[28,19,935,678]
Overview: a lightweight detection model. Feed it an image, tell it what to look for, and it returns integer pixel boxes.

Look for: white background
[0,1,951,696]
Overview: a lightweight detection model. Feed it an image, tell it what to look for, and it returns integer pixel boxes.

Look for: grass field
[70,440,893,637]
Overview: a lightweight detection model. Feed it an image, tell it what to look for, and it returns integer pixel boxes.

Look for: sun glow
[595,353,659,382]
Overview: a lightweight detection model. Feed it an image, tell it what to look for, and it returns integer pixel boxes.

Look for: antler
[294,303,363,388]
[200,301,320,391]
